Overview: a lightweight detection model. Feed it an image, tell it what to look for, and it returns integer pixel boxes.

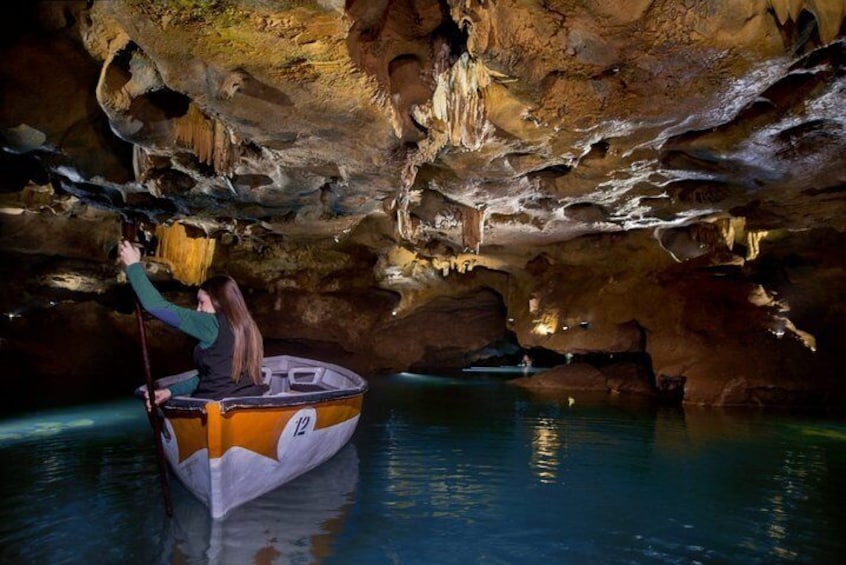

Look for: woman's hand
[118,239,142,267]
[144,388,172,411]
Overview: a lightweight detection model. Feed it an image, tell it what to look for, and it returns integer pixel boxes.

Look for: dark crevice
[583,139,610,161]
[770,8,823,55]
[792,10,822,55]
[802,182,846,196]
[0,151,50,193]
[433,0,468,61]
[564,202,609,223]
[665,179,736,204]
[537,163,572,175]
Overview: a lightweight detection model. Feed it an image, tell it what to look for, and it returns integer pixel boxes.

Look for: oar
[122,220,173,517]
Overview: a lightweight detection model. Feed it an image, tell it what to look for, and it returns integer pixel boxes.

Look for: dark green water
[1,371,844,564]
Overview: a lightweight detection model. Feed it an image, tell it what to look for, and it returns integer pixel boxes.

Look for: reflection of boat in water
[168,443,359,564]
[138,354,367,519]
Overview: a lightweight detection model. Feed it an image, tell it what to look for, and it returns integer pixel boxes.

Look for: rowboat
[137,354,368,519]
[461,365,545,374]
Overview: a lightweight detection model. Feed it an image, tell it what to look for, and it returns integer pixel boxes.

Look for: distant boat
[137,354,368,519]
[461,365,544,374]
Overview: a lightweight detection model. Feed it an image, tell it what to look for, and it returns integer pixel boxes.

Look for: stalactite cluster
[155,222,216,286]
[174,104,237,176]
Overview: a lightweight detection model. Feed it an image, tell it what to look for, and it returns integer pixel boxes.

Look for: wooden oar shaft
[134,301,174,517]
[123,220,173,517]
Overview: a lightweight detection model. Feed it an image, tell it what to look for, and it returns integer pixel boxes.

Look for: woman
[119,239,267,404]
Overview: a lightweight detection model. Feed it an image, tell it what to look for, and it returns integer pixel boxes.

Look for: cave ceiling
[1,0,846,403]
[2,0,843,253]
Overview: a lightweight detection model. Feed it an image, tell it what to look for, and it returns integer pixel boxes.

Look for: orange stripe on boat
[169,394,363,463]
[169,412,208,463]
[215,406,296,460]
[314,396,364,430]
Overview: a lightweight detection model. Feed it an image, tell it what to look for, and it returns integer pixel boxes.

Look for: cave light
[533,323,555,336]
[532,311,559,336]
[771,315,817,352]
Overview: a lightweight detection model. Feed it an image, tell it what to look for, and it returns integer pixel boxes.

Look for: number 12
[293,415,311,437]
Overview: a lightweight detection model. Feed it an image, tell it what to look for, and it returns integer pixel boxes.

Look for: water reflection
[758,446,826,562]
[0,403,133,444]
[2,379,845,563]
[0,401,359,564]
[167,444,359,564]
[530,418,566,484]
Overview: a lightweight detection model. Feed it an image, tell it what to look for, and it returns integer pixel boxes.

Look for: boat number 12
[293,415,311,437]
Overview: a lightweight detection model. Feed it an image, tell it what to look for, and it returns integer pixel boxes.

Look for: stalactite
[426,52,492,151]
[132,145,149,182]
[726,217,767,260]
[429,252,508,277]
[461,205,485,252]
[155,223,216,286]
[213,118,235,175]
[174,103,237,176]
[396,130,447,241]
[767,0,846,43]
[746,230,769,261]
[715,217,735,251]
[396,53,493,242]
[729,216,747,246]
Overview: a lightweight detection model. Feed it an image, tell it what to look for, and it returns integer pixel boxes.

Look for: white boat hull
[147,355,367,518]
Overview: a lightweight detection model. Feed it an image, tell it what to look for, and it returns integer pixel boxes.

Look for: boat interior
[262,365,338,395]
[143,356,365,409]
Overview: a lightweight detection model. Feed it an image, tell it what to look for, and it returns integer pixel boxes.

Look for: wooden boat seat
[266,373,291,394]
[289,366,334,392]
[264,365,337,395]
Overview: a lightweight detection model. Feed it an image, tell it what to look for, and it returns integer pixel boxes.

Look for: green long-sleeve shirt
[125,263,217,396]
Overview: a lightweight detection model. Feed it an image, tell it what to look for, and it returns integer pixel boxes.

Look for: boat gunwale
[159,385,369,415]
[134,354,368,416]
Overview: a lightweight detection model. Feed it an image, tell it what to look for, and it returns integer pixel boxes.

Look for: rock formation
[1,0,844,408]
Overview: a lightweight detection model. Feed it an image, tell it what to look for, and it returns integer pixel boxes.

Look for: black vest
[192,312,267,400]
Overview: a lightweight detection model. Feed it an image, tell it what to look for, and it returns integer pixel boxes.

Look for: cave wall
[2,211,843,409]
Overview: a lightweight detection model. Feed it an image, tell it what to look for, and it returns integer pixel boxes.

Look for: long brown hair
[201,275,264,384]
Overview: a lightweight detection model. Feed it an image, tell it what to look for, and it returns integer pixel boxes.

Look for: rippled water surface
[1,372,844,564]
